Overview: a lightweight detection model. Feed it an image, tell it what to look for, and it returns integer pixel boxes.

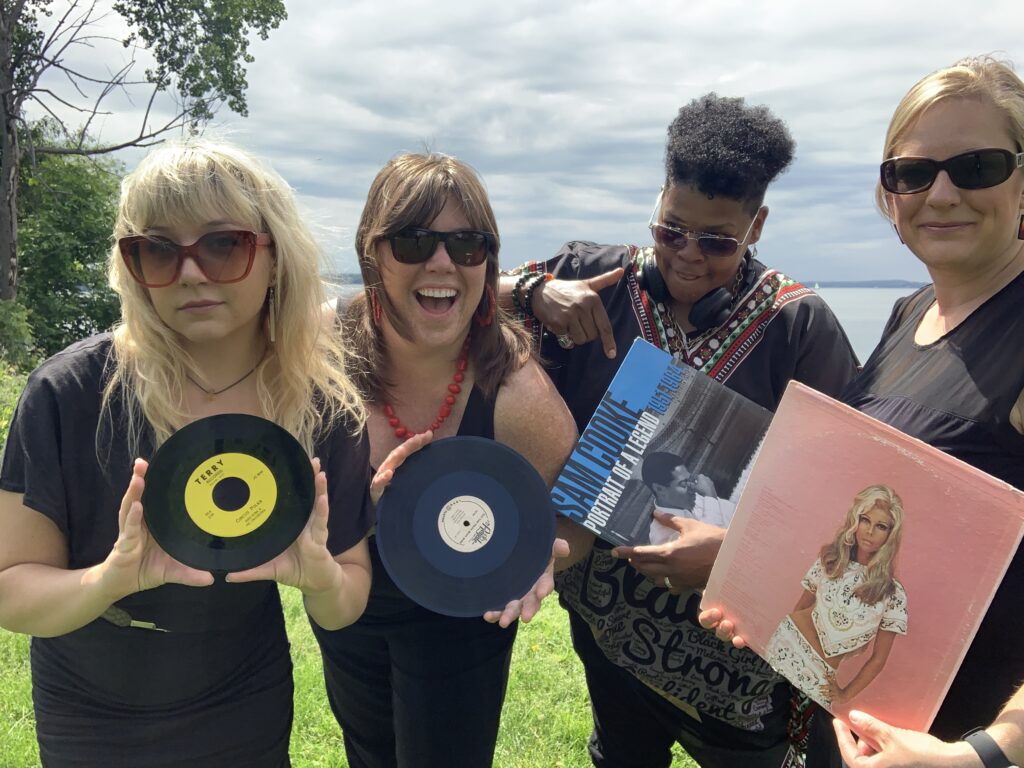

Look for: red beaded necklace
[382,336,470,439]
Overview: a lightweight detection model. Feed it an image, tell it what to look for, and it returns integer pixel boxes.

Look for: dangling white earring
[268,286,277,343]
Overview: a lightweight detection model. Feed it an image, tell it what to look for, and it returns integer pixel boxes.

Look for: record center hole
[212,476,250,512]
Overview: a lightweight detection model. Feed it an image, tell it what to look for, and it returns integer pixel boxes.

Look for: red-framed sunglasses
[118,230,272,288]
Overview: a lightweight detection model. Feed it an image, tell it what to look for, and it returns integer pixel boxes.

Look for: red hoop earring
[474,284,496,327]
[370,289,383,326]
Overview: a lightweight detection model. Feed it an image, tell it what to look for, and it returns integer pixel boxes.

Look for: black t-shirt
[524,242,859,747]
[0,334,373,766]
[842,271,1024,739]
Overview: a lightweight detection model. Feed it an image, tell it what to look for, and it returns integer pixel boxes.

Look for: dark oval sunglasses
[118,230,272,288]
[386,227,495,267]
[880,148,1024,195]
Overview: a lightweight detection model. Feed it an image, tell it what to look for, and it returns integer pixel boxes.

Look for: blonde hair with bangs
[105,141,364,454]
[820,484,904,606]
[877,55,1024,220]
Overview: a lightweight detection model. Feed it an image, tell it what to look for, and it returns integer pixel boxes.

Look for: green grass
[0,590,697,767]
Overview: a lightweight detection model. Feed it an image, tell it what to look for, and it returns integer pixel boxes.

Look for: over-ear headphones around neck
[637,252,749,333]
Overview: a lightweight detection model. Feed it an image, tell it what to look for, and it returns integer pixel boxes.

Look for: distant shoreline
[808,280,927,289]
[323,273,928,290]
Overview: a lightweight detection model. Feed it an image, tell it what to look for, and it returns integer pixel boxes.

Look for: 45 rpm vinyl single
[375,436,555,617]
[142,413,314,572]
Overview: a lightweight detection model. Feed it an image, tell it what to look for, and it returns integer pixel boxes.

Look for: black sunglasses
[118,230,271,288]
[386,227,496,267]
[880,148,1024,194]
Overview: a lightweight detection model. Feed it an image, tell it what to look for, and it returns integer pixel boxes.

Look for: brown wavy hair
[345,152,530,402]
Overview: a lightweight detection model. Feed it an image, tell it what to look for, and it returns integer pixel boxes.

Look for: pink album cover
[701,381,1024,730]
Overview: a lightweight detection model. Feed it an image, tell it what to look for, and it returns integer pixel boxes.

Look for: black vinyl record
[142,413,313,572]
[375,436,555,617]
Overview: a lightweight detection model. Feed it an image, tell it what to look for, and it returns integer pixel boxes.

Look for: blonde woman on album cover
[765,485,907,712]
[0,141,400,767]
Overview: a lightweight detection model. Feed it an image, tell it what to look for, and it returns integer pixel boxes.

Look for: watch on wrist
[964,728,1019,768]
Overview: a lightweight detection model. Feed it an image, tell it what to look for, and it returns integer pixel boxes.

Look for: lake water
[328,282,920,365]
[815,287,919,363]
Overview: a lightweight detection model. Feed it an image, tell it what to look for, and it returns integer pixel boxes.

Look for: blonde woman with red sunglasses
[0,141,385,767]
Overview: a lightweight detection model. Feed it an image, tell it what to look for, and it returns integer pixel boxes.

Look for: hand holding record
[225,458,339,592]
[370,431,434,505]
[100,459,215,600]
[482,535,569,628]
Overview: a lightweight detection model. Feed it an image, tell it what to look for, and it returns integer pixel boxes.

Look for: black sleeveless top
[454,386,497,441]
[334,386,496,625]
[842,270,1024,738]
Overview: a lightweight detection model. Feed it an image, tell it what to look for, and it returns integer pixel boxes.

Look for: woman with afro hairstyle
[501,93,858,767]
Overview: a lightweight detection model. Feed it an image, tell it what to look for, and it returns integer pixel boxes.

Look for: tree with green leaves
[0,0,287,302]
[16,120,121,359]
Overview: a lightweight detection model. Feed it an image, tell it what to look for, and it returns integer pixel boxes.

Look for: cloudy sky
[29,1,1022,282]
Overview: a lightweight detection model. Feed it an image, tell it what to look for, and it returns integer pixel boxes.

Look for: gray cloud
[26,0,1021,282]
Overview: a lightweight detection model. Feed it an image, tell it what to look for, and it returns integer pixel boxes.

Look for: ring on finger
[664,576,673,589]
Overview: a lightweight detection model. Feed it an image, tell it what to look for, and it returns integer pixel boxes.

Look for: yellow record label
[183,452,278,538]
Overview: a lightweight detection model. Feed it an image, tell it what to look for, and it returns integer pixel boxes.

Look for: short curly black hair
[665,93,795,212]
[641,451,687,489]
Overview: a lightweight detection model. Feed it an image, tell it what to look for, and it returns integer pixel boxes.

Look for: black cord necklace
[187,351,266,398]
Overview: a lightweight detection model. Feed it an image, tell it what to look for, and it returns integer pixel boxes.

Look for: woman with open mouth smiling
[311,152,578,768]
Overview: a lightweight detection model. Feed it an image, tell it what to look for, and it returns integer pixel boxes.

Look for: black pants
[568,608,793,768]
[312,546,518,768]
[804,709,844,768]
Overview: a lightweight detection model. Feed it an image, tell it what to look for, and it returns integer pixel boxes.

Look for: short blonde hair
[877,55,1024,220]
[106,140,364,453]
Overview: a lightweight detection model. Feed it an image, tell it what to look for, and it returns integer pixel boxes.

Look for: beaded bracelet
[523,273,554,318]
[511,272,533,314]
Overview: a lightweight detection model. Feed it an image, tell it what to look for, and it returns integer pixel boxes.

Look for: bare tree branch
[25,95,72,136]
[28,87,109,115]
[33,95,218,156]
[47,56,138,100]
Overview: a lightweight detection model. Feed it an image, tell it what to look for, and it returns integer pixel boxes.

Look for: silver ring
[663,576,673,589]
